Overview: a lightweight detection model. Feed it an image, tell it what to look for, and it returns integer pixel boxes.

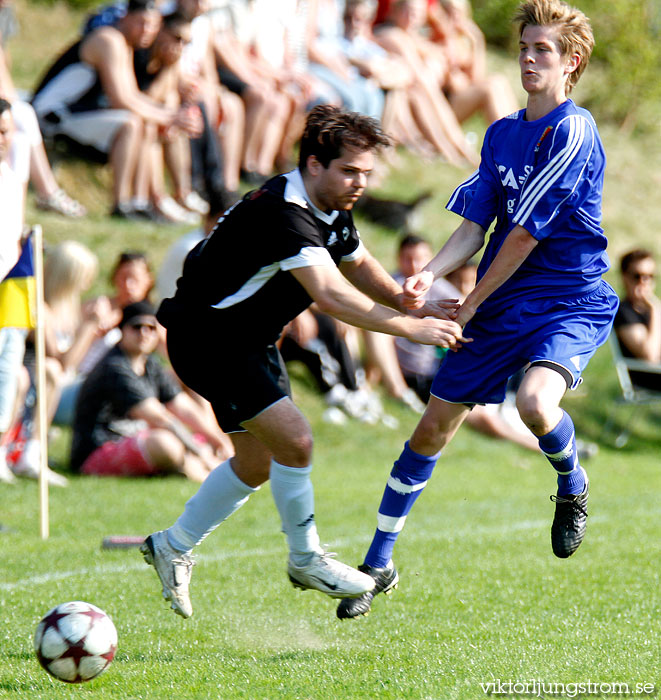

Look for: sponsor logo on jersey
[499,166,520,190]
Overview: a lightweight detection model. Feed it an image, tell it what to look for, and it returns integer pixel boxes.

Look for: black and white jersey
[157,169,365,345]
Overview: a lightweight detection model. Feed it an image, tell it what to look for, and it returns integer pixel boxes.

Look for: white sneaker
[322,407,348,425]
[182,191,210,215]
[399,388,426,414]
[156,197,200,225]
[140,531,195,618]
[288,551,376,599]
[0,448,16,484]
[12,441,68,487]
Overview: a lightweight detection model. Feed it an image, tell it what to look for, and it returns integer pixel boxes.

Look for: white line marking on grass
[0,515,611,591]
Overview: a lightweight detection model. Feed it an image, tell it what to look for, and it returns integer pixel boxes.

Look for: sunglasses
[128,322,158,332]
[628,272,655,282]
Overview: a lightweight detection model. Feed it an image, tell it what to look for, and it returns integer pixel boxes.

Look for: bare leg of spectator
[164,135,192,203]
[110,114,143,208]
[217,89,243,192]
[407,84,463,164]
[143,429,210,482]
[29,142,86,217]
[254,92,290,178]
[466,406,541,453]
[362,331,418,403]
[241,86,290,178]
[448,74,518,125]
[276,96,306,173]
[133,120,158,208]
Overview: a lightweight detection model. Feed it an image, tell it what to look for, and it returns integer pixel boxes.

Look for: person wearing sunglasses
[614,249,661,390]
[70,300,230,481]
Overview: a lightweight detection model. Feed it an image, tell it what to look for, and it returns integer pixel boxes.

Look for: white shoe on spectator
[35,188,86,218]
[325,384,349,408]
[322,407,348,425]
[12,439,68,487]
[399,388,426,414]
[0,447,16,484]
[181,191,210,215]
[156,197,199,225]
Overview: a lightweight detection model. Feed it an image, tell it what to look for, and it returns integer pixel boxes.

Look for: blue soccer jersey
[447,99,609,315]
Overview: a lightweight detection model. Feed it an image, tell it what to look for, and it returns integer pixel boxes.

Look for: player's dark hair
[162,11,189,31]
[514,0,594,94]
[398,234,429,253]
[298,105,391,172]
[620,248,654,275]
[111,250,149,281]
[0,97,12,116]
[127,0,157,14]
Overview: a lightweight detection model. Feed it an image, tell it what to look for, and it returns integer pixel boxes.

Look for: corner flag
[0,234,36,329]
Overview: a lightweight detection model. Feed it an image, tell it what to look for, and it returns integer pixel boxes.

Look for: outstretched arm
[291,263,469,348]
[341,248,459,320]
[339,248,407,311]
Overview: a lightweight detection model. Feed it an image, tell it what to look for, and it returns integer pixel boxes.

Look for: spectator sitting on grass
[614,248,661,391]
[31,0,201,219]
[70,300,232,481]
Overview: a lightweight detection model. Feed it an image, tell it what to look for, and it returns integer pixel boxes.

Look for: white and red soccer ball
[33,601,117,683]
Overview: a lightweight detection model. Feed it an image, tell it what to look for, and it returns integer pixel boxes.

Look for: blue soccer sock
[537,410,586,496]
[364,441,439,569]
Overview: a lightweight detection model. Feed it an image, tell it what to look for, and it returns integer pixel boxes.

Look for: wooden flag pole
[32,225,49,540]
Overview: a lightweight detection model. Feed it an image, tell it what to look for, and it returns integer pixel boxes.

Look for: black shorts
[166,325,291,433]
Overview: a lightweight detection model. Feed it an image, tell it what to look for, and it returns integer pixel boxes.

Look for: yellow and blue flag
[0,234,36,329]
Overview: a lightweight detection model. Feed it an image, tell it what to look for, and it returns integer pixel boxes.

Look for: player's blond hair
[514,0,594,94]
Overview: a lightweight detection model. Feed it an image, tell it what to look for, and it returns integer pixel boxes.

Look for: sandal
[35,188,87,218]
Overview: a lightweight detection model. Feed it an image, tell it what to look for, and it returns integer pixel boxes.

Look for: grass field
[1,374,660,699]
[1,2,660,698]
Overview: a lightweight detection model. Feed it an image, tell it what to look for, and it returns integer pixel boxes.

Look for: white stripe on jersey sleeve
[280,246,335,270]
[446,169,480,213]
[513,115,592,228]
[340,239,366,263]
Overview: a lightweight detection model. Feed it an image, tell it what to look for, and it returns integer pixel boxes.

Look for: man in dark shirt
[71,301,231,480]
[614,249,661,391]
[140,105,467,619]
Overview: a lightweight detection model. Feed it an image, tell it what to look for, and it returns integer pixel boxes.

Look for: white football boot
[288,551,376,599]
[140,531,195,618]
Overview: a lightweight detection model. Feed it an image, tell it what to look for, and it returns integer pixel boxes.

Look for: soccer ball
[33,601,117,683]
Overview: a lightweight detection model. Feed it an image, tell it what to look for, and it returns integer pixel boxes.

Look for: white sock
[269,460,322,567]
[167,459,258,553]
[18,438,39,467]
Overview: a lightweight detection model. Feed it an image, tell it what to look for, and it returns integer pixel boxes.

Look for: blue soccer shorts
[431,280,619,405]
